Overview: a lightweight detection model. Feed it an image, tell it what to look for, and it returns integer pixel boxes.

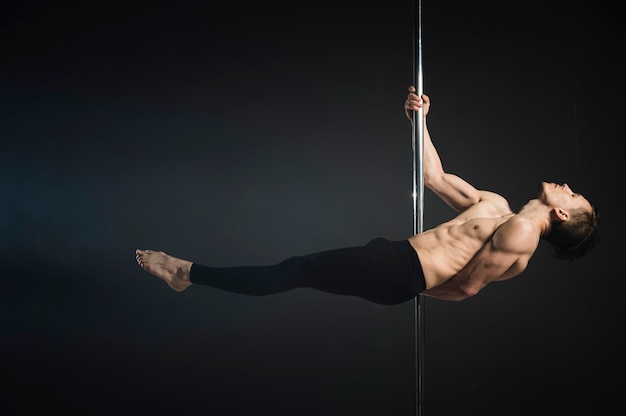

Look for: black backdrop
[2,1,623,415]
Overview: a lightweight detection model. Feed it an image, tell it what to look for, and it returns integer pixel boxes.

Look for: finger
[405,101,419,111]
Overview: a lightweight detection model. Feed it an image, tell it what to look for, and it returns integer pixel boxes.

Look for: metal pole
[411,0,425,414]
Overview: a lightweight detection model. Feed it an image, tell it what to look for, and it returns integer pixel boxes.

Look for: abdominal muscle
[408,215,514,289]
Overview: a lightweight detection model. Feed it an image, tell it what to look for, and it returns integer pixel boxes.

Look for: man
[135,86,599,304]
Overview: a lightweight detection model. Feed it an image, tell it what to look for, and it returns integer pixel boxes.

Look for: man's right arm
[404,86,484,213]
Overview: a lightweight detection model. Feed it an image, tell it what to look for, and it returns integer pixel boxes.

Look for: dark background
[1,1,623,415]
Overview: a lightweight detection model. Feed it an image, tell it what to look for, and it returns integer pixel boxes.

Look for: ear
[550,207,569,222]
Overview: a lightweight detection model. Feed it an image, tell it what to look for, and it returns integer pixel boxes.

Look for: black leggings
[189,237,425,305]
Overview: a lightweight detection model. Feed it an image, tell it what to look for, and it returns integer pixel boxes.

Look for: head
[538,182,600,260]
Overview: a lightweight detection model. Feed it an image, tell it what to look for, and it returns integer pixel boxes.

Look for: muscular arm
[420,218,539,301]
[405,87,484,213]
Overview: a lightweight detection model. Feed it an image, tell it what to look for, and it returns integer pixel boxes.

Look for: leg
[184,238,425,305]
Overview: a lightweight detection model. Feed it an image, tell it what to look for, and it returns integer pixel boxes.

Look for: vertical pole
[412,0,425,415]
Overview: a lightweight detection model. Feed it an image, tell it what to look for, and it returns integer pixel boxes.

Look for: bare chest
[411,215,514,288]
[446,217,506,241]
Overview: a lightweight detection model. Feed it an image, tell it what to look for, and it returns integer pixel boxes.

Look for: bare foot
[135,249,192,292]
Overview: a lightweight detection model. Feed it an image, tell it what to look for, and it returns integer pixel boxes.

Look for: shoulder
[492,216,541,254]
[487,217,539,281]
[457,190,512,219]
[477,190,509,205]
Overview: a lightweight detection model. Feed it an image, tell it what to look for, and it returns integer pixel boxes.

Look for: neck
[516,199,552,236]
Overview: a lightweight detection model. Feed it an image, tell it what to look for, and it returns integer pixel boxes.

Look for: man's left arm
[421,219,539,301]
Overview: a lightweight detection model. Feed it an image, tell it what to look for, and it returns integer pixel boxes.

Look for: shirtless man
[135,87,599,304]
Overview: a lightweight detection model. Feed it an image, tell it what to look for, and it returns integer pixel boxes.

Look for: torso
[408,194,516,289]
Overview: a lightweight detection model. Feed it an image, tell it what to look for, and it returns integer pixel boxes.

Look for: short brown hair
[543,205,600,260]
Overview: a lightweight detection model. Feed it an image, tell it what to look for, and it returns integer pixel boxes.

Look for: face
[537,182,592,213]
